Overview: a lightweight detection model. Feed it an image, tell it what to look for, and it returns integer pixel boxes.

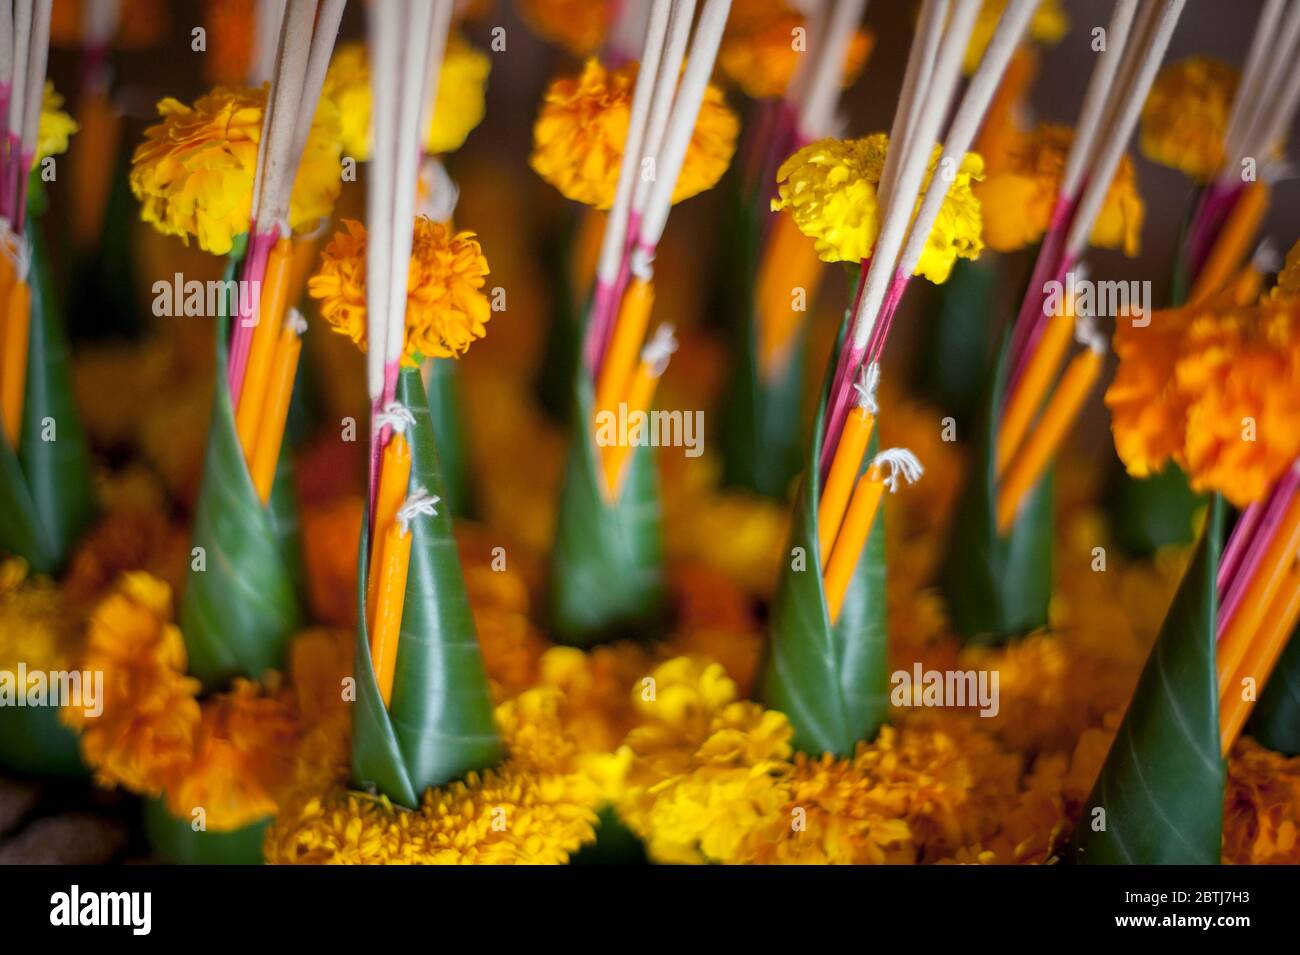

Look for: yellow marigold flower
[1269,239,1300,302]
[0,559,81,674]
[1141,57,1238,183]
[975,124,1144,255]
[322,37,490,161]
[772,134,984,282]
[63,573,202,797]
[35,83,78,170]
[719,11,872,100]
[308,216,492,363]
[517,0,614,57]
[1224,737,1300,864]
[530,58,739,209]
[965,0,1068,75]
[1106,298,1300,506]
[130,85,342,255]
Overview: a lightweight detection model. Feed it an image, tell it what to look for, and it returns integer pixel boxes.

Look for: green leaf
[1071,496,1225,865]
[913,257,996,420]
[0,702,85,778]
[351,367,502,807]
[535,210,584,422]
[1248,621,1300,756]
[143,798,268,864]
[758,335,888,757]
[0,219,96,575]
[425,357,472,517]
[940,335,1053,643]
[546,376,667,647]
[1104,461,1203,555]
[179,253,303,690]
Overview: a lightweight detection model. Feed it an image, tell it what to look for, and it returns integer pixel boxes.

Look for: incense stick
[366,0,400,400]
[797,0,868,141]
[251,0,288,86]
[631,0,697,219]
[1220,0,1285,173]
[636,0,732,254]
[785,0,830,109]
[289,0,347,177]
[418,0,456,147]
[1230,0,1300,174]
[1064,0,1186,261]
[258,0,316,233]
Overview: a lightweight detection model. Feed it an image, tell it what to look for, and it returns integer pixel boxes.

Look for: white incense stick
[876,0,947,222]
[289,0,347,177]
[1220,0,1285,168]
[631,0,697,217]
[637,0,733,253]
[1065,0,1186,261]
[0,3,12,94]
[1059,0,1138,202]
[596,0,671,287]
[851,0,980,352]
[259,0,316,231]
[896,0,1036,278]
[252,0,288,86]
[366,0,400,399]
[785,0,829,108]
[384,0,449,374]
[85,0,121,47]
[9,1,32,141]
[1259,32,1300,159]
[20,0,51,159]
[797,0,868,140]
[1232,0,1300,172]
[418,0,456,145]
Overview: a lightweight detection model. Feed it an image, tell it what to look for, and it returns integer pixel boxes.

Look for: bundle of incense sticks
[754,0,868,376]
[0,0,51,450]
[1184,0,1300,295]
[583,0,731,499]
[226,0,344,505]
[364,0,455,706]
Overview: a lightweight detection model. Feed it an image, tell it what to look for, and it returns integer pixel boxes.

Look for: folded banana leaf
[1104,461,1203,555]
[352,367,502,808]
[425,357,472,517]
[144,798,268,865]
[0,218,96,575]
[940,335,1052,643]
[1249,623,1300,756]
[1071,496,1225,865]
[0,702,85,777]
[913,257,996,424]
[719,302,807,501]
[179,251,303,690]
[758,335,888,757]
[68,143,146,342]
[535,211,583,422]
[547,376,666,647]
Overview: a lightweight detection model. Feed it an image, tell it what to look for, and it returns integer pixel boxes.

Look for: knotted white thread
[1074,311,1106,355]
[420,157,460,224]
[1253,238,1281,274]
[853,362,881,413]
[631,243,655,282]
[1,229,30,281]
[641,324,678,377]
[375,401,417,434]
[871,448,924,493]
[285,307,308,336]
[397,486,440,532]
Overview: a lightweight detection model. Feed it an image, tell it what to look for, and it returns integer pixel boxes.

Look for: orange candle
[600,358,661,502]
[236,236,294,458]
[997,305,1076,476]
[823,473,885,624]
[366,432,412,615]
[1,278,31,448]
[594,277,654,415]
[370,521,413,707]
[817,406,875,569]
[1190,182,1269,305]
[1219,562,1300,753]
[249,324,302,504]
[756,214,822,377]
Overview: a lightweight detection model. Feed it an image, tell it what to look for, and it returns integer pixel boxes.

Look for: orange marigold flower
[1268,239,1300,302]
[719,11,872,100]
[1224,737,1300,864]
[975,123,1144,255]
[308,216,492,363]
[1141,57,1238,184]
[64,574,202,797]
[530,58,738,209]
[1106,298,1300,506]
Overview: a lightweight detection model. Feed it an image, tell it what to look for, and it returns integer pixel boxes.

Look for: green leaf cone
[1104,461,1203,555]
[179,254,303,689]
[547,376,666,646]
[1248,622,1300,756]
[1071,496,1226,864]
[351,368,502,808]
[0,703,85,777]
[68,145,147,342]
[0,220,96,575]
[940,335,1052,643]
[535,214,584,422]
[425,357,472,517]
[913,257,996,421]
[719,310,807,500]
[144,798,268,864]
[758,335,888,757]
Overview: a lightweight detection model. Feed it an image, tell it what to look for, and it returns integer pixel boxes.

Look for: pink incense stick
[1006,193,1076,388]
[12,148,32,232]
[1217,469,1300,635]
[227,227,278,405]
[1184,180,1242,283]
[1218,499,1266,598]
[817,259,870,479]
[1,131,20,222]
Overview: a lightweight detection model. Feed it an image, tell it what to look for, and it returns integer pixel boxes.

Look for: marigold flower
[309,216,492,363]
[965,0,1068,75]
[719,10,872,100]
[975,124,1144,255]
[517,0,614,57]
[1268,239,1300,302]
[771,134,984,282]
[0,559,81,674]
[35,83,78,170]
[530,58,738,209]
[1141,57,1238,183]
[1106,298,1300,506]
[130,85,342,255]
[323,37,490,161]
[1224,737,1300,864]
